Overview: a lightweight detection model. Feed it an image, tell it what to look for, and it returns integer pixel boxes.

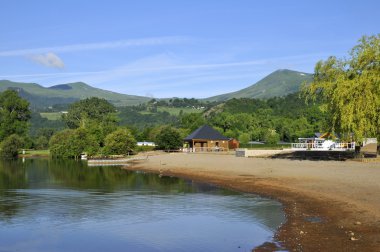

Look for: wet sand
[128,152,380,251]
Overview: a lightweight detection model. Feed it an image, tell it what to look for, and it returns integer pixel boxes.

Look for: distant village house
[137,141,156,147]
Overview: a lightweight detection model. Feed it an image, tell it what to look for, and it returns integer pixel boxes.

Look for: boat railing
[333,142,356,150]
[291,142,355,151]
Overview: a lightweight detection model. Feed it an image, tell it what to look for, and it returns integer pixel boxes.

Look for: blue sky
[0,0,379,98]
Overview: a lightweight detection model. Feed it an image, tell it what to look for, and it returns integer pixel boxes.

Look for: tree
[0,90,31,142]
[179,113,205,132]
[239,133,250,145]
[0,134,24,158]
[49,129,99,158]
[33,128,57,149]
[34,135,49,150]
[264,129,280,145]
[63,97,117,129]
[62,97,118,148]
[303,35,380,141]
[103,128,136,155]
[155,126,182,151]
[211,112,235,132]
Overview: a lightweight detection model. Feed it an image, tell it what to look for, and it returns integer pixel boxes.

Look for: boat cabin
[292,133,355,151]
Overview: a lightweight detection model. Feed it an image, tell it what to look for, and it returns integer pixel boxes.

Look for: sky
[0,0,379,98]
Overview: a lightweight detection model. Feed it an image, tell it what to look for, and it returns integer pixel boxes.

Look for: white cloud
[0,36,190,57]
[28,52,65,69]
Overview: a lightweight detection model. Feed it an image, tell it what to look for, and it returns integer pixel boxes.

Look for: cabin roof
[184,125,230,141]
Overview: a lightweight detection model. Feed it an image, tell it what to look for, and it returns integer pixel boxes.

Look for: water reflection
[0,159,285,251]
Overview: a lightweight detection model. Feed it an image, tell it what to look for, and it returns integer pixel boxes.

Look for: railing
[291,142,355,151]
[184,147,227,152]
[363,138,378,146]
[333,142,356,150]
[291,143,322,149]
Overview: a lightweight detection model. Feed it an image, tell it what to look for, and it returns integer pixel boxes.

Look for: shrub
[264,129,280,145]
[49,129,99,158]
[0,134,24,158]
[103,128,136,155]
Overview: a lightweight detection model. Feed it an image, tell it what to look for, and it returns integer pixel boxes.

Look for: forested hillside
[205,69,313,102]
[114,93,325,143]
[29,93,324,146]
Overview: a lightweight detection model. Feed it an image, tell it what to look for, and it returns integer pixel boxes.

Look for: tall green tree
[179,113,205,132]
[303,35,380,141]
[155,126,182,151]
[62,97,118,147]
[211,112,235,132]
[0,90,31,141]
[63,97,117,129]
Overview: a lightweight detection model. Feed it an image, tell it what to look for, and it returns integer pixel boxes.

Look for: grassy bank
[19,149,50,157]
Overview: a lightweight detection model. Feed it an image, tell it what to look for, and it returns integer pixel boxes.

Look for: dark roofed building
[184,125,230,152]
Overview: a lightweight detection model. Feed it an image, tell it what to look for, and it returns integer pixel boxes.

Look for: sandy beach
[128,152,380,251]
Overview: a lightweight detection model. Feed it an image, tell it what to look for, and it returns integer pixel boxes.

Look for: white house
[137,141,156,147]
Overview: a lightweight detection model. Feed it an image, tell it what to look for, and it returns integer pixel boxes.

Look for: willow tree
[303,35,380,141]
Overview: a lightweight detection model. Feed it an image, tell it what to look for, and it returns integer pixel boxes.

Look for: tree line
[0,34,378,158]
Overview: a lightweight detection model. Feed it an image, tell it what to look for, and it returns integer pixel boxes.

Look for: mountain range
[0,69,313,108]
[0,80,150,107]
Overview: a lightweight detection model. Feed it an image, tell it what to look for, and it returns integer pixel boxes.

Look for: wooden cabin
[184,125,230,152]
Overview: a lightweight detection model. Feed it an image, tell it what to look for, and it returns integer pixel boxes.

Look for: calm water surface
[0,159,285,251]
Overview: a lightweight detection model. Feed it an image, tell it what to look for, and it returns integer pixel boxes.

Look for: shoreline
[127,152,380,251]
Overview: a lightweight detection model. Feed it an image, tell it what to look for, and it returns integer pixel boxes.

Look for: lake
[0,158,285,251]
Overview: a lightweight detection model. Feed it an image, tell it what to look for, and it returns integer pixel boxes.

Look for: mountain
[0,80,150,108]
[205,69,313,102]
[1,69,312,109]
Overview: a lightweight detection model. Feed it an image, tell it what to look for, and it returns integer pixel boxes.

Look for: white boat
[291,133,355,151]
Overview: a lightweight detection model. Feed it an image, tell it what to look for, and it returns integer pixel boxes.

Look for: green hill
[0,80,150,108]
[205,69,313,102]
[1,69,313,109]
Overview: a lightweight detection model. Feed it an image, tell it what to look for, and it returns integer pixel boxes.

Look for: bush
[103,128,136,155]
[0,134,24,158]
[34,136,49,150]
[49,129,99,158]
[264,129,280,145]
[239,133,250,145]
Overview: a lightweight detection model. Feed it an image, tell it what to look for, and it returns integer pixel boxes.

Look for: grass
[157,106,204,115]
[40,112,62,120]
[139,111,154,115]
[20,149,50,156]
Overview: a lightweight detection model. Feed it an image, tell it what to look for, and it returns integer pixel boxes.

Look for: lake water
[0,159,285,251]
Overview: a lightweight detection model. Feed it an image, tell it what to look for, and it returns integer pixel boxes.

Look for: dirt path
[127,152,380,251]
